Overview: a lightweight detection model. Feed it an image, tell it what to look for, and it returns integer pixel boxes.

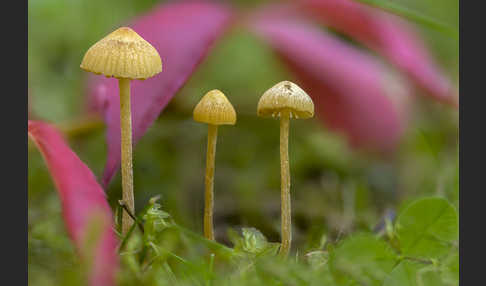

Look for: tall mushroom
[257,81,314,257]
[80,27,162,234]
[193,90,236,240]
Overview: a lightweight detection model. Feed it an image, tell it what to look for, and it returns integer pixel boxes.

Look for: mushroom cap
[80,27,162,80]
[193,90,237,125]
[257,81,314,119]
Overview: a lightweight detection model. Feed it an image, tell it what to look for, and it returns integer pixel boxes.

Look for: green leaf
[229,227,279,256]
[305,250,328,269]
[330,233,398,286]
[383,261,442,286]
[419,270,444,286]
[354,0,458,39]
[173,224,235,257]
[395,197,458,259]
[241,228,268,253]
[384,261,419,286]
[441,252,459,285]
[142,200,171,244]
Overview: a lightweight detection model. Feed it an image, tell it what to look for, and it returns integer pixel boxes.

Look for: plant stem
[204,124,218,240]
[279,111,291,257]
[119,78,135,235]
[118,200,144,234]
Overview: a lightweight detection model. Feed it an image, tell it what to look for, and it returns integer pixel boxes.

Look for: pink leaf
[85,2,233,187]
[28,120,118,286]
[249,15,410,151]
[297,0,457,106]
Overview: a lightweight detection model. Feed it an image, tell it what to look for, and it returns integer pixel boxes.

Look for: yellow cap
[193,90,237,125]
[257,81,314,119]
[80,27,162,80]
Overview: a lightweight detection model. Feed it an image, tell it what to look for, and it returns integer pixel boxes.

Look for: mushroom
[193,90,236,240]
[257,81,314,256]
[80,27,162,234]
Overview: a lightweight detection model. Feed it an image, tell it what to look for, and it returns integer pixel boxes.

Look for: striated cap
[193,90,237,125]
[80,27,162,80]
[257,81,314,119]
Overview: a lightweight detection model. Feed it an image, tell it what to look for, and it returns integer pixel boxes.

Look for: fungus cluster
[194,81,314,257]
[81,27,315,256]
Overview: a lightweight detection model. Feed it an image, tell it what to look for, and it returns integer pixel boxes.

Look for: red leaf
[85,2,233,187]
[249,15,410,151]
[298,0,457,105]
[28,120,118,286]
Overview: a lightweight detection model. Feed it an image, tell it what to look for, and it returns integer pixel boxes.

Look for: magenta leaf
[298,0,457,105]
[249,15,410,151]
[28,120,118,286]
[85,2,233,186]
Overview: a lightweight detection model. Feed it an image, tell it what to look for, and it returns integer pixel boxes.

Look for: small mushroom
[80,27,162,234]
[194,90,236,240]
[257,81,314,257]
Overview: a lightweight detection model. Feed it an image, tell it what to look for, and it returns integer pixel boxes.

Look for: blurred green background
[28,0,458,284]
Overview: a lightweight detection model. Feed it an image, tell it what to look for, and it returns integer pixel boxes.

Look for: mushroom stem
[119,78,135,235]
[204,124,218,240]
[279,110,291,257]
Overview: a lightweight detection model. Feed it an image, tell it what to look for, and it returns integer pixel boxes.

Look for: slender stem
[279,111,291,257]
[119,78,135,235]
[204,124,218,240]
[118,200,144,234]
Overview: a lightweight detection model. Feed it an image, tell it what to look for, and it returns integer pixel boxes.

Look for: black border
[18,0,470,285]
[459,0,482,285]
[3,0,28,284]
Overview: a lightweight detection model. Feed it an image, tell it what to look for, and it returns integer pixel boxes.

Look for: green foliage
[354,0,458,38]
[442,252,459,285]
[395,197,458,259]
[229,227,279,256]
[383,257,458,286]
[142,199,171,244]
[113,196,458,286]
[330,234,398,286]
[305,250,328,269]
[384,261,432,286]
